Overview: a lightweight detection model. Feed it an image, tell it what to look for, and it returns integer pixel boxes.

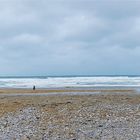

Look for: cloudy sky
[0,0,140,76]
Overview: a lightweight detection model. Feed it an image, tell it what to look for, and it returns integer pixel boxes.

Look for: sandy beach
[0,88,140,139]
[0,0,139,138]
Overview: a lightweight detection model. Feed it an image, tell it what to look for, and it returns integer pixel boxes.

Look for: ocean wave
[0,76,140,88]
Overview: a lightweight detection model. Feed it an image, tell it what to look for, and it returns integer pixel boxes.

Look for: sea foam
[0,76,140,88]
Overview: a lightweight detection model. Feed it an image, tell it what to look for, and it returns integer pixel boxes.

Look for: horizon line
[0,75,140,78]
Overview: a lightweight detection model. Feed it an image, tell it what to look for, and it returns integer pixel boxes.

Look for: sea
[0,76,140,89]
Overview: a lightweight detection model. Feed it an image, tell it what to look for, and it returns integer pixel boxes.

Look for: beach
[0,88,140,139]
[0,0,139,138]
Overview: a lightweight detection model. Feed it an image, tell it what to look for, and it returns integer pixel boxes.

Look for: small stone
[21,135,30,140]
[98,125,103,127]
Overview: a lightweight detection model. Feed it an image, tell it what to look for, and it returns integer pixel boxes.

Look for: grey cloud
[0,0,140,75]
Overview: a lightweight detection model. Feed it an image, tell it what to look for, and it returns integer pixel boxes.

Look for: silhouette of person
[33,85,36,90]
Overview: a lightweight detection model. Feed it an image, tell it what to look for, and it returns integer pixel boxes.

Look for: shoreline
[0,87,136,94]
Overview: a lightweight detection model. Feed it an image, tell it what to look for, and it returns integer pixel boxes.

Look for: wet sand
[0,88,134,94]
[0,88,140,139]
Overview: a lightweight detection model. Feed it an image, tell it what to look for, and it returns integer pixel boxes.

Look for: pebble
[0,99,140,139]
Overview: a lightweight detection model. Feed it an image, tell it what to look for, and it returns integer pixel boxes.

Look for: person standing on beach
[33,85,36,90]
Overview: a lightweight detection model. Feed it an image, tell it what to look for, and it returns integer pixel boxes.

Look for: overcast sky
[0,0,140,76]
